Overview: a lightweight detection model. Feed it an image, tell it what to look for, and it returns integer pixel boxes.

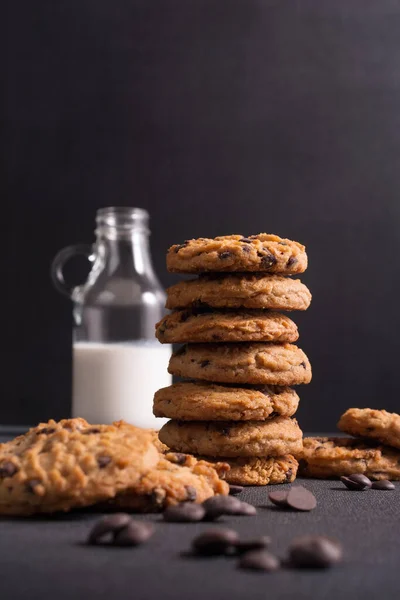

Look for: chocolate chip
[174,241,188,253]
[286,486,317,511]
[113,521,155,547]
[88,514,132,544]
[234,501,257,516]
[258,253,277,269]
[238,550,280,571]
[285,468,293,482]
[150,488,166,509]
[221,426,231,436]
[287,256,297,267]
[192,528,239,556]
[371,480,395,490]
[288,536,342,568]
[341,474,371,491]
[185,486,197,501]
[200,360,210,368]
[0,461,18,478]
[268,490,289,507]
[234,536,271,554]
[37,427,56,435]
[167,453,188,465]
[97,456,112,469]
[241,237,252,243]
[83,428,101,434]
[202,495,243,519]
[26,479,42,493]
[269,411,279,418]
[242,246,251,253]
[300,361,307,368]
[229,485,244,496]
[163,503,206,522]
[219,251,232,259]
[157,323,167,335]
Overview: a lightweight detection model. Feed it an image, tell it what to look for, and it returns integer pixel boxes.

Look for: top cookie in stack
[154,233,312,486]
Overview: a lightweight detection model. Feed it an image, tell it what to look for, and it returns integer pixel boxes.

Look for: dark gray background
[4,0,400,428]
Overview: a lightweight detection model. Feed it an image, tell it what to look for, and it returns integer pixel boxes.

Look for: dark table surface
[1,433,399,600]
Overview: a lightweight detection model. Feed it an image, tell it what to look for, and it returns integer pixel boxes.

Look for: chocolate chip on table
[238,550,280,572]
[113,521,155,547]
[234,536,271,554]
[268,490,289,507]
[88,513,132,545]
[288,535,342,568]
[235,501,257,516]
[192,528,240,556]
[371,480,395,490]
[202,495,256,519]
[202,495,243,519]
[0,461,19,478]
[286,486,317,512]
[341,474,371,491]
[229,485,244,496]
[163,503,206,523]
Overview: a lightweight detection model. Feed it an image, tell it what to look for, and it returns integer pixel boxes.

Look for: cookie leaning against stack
[297,408,400,480]
[154,233,312,485]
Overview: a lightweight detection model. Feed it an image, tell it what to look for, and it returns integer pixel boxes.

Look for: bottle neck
[95,230,155,278]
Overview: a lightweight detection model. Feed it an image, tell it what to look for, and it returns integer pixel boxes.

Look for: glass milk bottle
[51,207,171,428]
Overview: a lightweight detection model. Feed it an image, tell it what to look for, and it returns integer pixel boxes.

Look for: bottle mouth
[96,207,149,238]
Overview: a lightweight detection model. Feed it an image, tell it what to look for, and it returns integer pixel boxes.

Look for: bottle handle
[50,244,94,298]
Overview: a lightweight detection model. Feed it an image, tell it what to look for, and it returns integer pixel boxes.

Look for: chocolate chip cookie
[167,233,307,274]
[338,408,400,450]
[110,452,229,512]
[297,437,400,480]
[153,381,299,421]
[204,455,298,485]
[0,418,159,515]
[158,417,303,457]
[168,343,312,386]
[166,274,311,311]
[156,309,299,344]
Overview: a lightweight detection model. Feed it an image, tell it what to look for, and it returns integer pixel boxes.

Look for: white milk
[72,341,171,428]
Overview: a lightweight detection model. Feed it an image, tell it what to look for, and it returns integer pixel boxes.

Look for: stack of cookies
[299,408,400,480]
[154,233,312,485]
